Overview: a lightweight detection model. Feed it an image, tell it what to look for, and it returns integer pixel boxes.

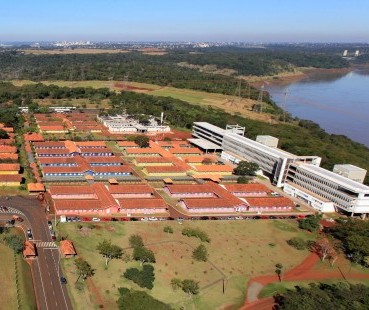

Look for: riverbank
[246,66,352,88]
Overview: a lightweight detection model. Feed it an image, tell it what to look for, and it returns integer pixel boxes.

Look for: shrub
[192,244,208,262]
[123,264,155,289]
[182,228,210,243]
[287,237,307,250]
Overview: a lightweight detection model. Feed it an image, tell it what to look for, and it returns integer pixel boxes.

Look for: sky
[1,0,369,42]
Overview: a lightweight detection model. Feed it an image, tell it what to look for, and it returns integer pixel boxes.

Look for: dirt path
[241,252,369,310]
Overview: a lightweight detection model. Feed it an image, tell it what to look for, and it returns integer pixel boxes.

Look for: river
[265,69,369,147]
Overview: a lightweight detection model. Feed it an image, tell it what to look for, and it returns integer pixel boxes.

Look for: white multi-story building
[221,133,321,187]
[98,114,170,134]
[284,163,369,215]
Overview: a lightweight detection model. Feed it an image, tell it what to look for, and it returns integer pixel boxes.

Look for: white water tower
[343,50,348,57]
[355,50,360,57]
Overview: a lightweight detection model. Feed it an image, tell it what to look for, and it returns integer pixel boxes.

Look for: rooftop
[193,122,226,135]
[296,163,369,193]
[224,183,272,193]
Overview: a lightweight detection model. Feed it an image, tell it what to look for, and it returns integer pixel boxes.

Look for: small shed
[60,240,77,258]
[27,183,46,193]
[23,241,37,259]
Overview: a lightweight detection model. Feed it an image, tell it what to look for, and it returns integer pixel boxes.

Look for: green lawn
[57,220,313,309]
[0,230,37,310]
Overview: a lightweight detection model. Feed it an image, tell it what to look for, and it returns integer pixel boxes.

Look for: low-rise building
[223,183,272,197]
[60,240,77,258]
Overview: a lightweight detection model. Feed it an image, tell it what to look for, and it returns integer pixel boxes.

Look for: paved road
[0,196,72,310]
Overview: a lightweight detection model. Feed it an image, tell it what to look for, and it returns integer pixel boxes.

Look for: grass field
[57,219,314,310]
[0,243,19,310]
[11,80,276,123]
[0,230,37,310]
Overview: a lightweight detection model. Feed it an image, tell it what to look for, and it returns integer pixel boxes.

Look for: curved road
[0,195,72,310]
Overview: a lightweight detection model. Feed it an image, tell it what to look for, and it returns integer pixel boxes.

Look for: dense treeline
[1,82,367,183]
[275,282,369,310]
[166,48,349,75]
[0,48,348,98]
[0,51,263,100]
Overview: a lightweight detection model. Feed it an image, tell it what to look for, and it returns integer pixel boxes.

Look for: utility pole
[258,84,264,113]
[282,88,289,122]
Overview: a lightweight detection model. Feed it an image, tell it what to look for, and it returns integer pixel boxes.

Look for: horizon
[1,0,369,42]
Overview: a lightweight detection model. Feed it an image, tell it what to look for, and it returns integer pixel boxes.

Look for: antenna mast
[258,84,264,113]
[282,88,289,122]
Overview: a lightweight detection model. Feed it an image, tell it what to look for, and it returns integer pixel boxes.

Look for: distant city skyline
[1,0,369,42]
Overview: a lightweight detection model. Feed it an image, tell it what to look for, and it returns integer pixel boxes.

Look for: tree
[123,264,155,289]
[275,263,283,282]
[275,282,369,310]
[133,246,156,265]
[117,288,172,310]
[298,214,322,232]
[170,278,182,291]
[237,176,249,184]
[311,238,334,262]
[74,258,95,281]
[129,234,144,248]
[181,279,199,296]
[0,129,9,139]
[96,239,123,266]
[192,244,208,262]
[233,161,259,176]
[4,234,24,253]
[163,226,173,234]
[134,135,150,148]
[201,158,213,165]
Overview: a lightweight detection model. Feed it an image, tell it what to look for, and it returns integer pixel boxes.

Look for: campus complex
[193,122,369,215]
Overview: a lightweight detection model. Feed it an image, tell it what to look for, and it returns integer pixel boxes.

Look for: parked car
[227,216,235,220]
[110,218,118,221]
[148,217,158,221]
[12,215,24,222]
[200,216,209,220]
[60,276,67,284]
[269,216,277,219]
[141,217,149,221]
[91,217,100,222]
[252,216,261,220]
[159,217,167,221]
[235,216,243,220]
[47,221,53,229]
[27,229,33,240]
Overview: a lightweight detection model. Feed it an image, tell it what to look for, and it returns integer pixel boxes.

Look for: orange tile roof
[0,163,20,171]
[145,166,187,173]
[49,185,95,196]
[191,173,223,180]
[84,156,123,164]
[0,153,18,160]
[245,197,295,208]
[23,241,36,257]
[39,125,66,131]
[166,183,217,194]
[92,183,119,208]
[135,157,172,163]
[169,148,202,154]
[182,198,246,209]
[0,139,14,145]
[194,165,233,172]
[64,140,80,153]
[33,141,66,148]
[0,174,22,182]
[54,199,102,210]
[118,198,167,209]
[224,183,272,193]
[60,240,77,256]
[27,183,45,192]
[24,132,44,142]
[93,165,133,174]
[108,184,153,194]
[0,146,17,153]
[38,157,76,165]
[126,148,160,154]
[42,166,86,174]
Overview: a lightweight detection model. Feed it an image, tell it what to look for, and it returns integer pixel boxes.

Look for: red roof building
[223,183,272,197]
[60,240,77,258]
[23,241,37,259]
[108,184,153,198]
[245,197,295,212]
